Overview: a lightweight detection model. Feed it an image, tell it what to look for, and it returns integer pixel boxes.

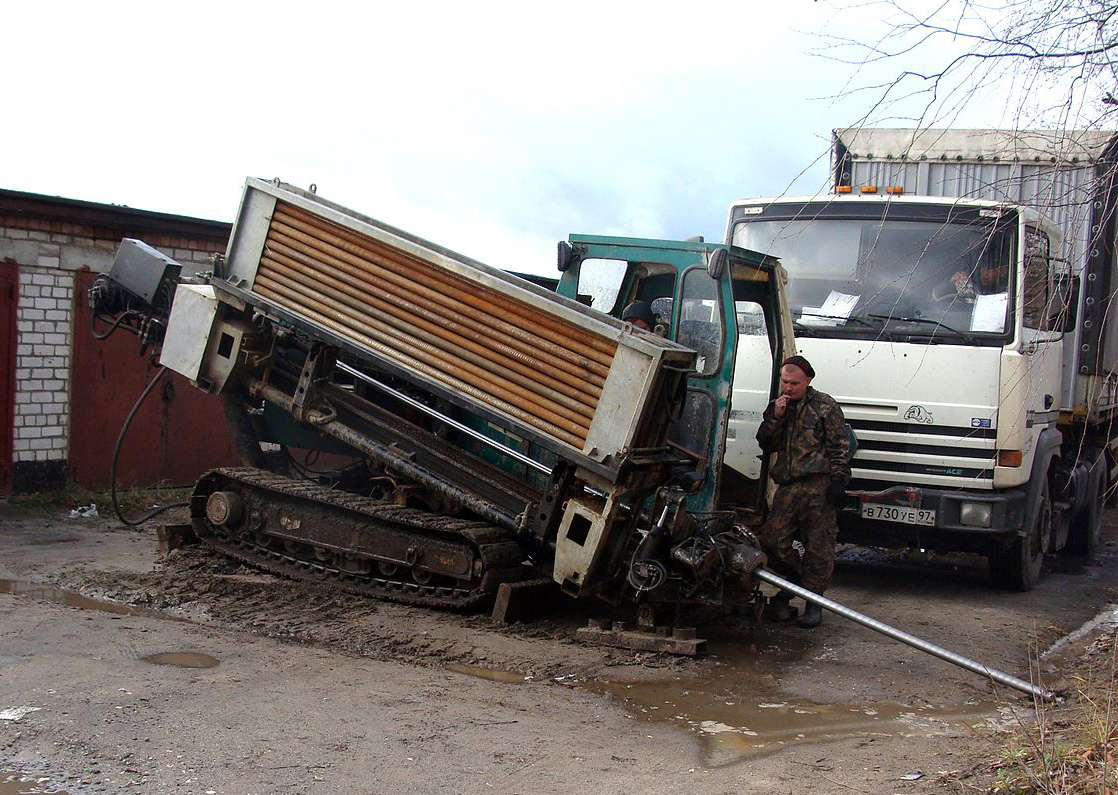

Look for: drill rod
[754,568,1053,701]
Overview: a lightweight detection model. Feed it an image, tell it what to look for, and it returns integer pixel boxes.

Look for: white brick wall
[12,267,73,463]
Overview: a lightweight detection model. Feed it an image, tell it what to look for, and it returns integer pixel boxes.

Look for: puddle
[0,579,163,620]
[447,664,528,684]
[0,770,72,795]
[141,652,219,669]
[586,675,998,766]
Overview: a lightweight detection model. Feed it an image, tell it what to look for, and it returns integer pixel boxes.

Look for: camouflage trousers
[760,474,838,594]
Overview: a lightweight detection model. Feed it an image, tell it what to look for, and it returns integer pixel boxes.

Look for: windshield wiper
[795,314,882,329]
[866,313,978,345]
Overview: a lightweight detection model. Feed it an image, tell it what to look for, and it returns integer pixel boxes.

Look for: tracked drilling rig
[91,178,790,623]
[88,178,1051,698]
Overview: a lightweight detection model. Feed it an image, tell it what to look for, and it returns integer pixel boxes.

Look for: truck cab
[555,234,795,519]
[725,193,1085,589]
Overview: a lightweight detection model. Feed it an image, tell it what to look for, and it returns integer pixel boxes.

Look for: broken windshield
[732,211,1015,344]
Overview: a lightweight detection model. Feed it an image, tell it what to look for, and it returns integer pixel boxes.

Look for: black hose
[110,366,188,526]
[90,309,136,340]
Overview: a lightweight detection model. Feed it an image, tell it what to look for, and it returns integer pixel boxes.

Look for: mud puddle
[448,664,528,684]
[141,652,219,669]
[0,579,165,620]
[0,770,71,795]
[588,675,997,765]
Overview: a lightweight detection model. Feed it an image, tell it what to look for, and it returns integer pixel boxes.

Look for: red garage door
[70,269,241,488]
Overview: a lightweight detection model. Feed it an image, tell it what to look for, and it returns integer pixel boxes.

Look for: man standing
[755,355,850,628]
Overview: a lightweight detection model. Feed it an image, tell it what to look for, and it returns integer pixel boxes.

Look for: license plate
[860,503,936,526]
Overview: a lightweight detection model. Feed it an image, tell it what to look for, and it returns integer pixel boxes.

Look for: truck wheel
[1067,468,1105,557]
[988,479,1051,591]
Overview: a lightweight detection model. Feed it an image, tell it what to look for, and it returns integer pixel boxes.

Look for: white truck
[724,127,1118,590]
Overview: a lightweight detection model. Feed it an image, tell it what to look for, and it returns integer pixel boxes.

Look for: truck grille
[251,201,615,450]
[848,418,996,488]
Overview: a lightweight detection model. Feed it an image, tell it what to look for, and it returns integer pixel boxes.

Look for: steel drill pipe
[261,243,599,420]
[269,208,615,376]
[253,272,591,443]
[274,203,617,362]
[253,278,588,448]
[273,204,616,367]
[266,221,610,387]
[248,378,519,531]
[754,568,1054,700]
[266,234,603,404]
[259,255,595,430]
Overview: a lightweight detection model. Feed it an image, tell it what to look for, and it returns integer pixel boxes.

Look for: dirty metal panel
[70,269,242,488]
[0,260,17,495]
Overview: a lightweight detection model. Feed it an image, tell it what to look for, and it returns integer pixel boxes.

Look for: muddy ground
[1,502,1116,795]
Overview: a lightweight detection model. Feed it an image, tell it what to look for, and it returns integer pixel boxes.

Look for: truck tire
[988,478,1051,591]
[1067,466,1104,557]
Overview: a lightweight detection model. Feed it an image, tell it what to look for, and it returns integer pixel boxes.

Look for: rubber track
[192,467,527,609]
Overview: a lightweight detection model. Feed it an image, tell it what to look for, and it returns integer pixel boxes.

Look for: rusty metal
[265,230,607,393]
[258,253,595,429]
[576,620,707,656]
[252,277,589,448]
[269,211,613,375]
[272,204,615,366]
[248,378,522,530]
[259,202,621,446]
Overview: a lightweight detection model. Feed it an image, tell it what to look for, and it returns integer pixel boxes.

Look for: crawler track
[191,467,529,608]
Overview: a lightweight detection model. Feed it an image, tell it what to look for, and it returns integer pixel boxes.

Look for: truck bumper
[837,484,1028,551]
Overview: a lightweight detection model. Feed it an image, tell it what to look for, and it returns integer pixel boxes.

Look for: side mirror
[557,241,574,272]
[707,248,728,279]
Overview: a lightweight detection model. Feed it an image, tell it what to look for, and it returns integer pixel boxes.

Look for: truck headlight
[959,502,993,528]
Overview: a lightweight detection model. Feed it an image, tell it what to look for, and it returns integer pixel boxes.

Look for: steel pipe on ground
[754,568,1053,700]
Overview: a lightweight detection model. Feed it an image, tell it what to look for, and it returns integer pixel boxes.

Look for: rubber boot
[764,589,797,622]
[797,601,822,629]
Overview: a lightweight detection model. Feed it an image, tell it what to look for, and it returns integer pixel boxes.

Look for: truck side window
[577,258,628,314]
[1022,229,1052,330]
[677,268,724,376]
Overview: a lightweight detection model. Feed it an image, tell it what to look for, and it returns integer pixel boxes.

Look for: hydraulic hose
[110,366,188,526]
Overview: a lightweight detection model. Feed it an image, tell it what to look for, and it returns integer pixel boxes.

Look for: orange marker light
[998,450,1023,467]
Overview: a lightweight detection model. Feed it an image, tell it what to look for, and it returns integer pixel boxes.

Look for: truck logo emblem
[971,417,992,428]
[904,406,934,424]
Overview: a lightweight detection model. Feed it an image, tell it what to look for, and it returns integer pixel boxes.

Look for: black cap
[781,354,815,378]
[622,300,656,329]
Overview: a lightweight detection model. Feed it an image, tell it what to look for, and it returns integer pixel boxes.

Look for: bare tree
[817,0,1118,132]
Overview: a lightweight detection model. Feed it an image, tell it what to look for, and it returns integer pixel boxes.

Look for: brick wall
[13,268,73,468]
[0,191,230,492]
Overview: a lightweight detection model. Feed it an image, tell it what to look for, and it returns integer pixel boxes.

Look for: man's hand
[773,395,789,419]
[825,478,846,506]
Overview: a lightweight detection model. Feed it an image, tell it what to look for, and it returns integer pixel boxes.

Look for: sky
[4,1,1000,276]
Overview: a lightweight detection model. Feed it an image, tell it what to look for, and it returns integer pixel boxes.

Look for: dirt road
[1,502,1115,794]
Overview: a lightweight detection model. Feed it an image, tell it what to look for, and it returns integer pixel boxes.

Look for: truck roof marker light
[836,185,853,193]
[860,186,878,194]
[886,186,904,194]
[998,450,1023,467]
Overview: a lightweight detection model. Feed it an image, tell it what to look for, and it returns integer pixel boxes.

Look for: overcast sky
[6,1,996,275]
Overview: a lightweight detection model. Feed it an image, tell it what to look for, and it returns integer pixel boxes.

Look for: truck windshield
[732,212,1015,344]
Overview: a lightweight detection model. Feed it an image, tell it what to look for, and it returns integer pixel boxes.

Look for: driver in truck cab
[755,355,850,629]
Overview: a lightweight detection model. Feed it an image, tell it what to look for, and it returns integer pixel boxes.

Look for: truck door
[666,251,738,515]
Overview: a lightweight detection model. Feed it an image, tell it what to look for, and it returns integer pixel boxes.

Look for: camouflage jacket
[756,387,850,485]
